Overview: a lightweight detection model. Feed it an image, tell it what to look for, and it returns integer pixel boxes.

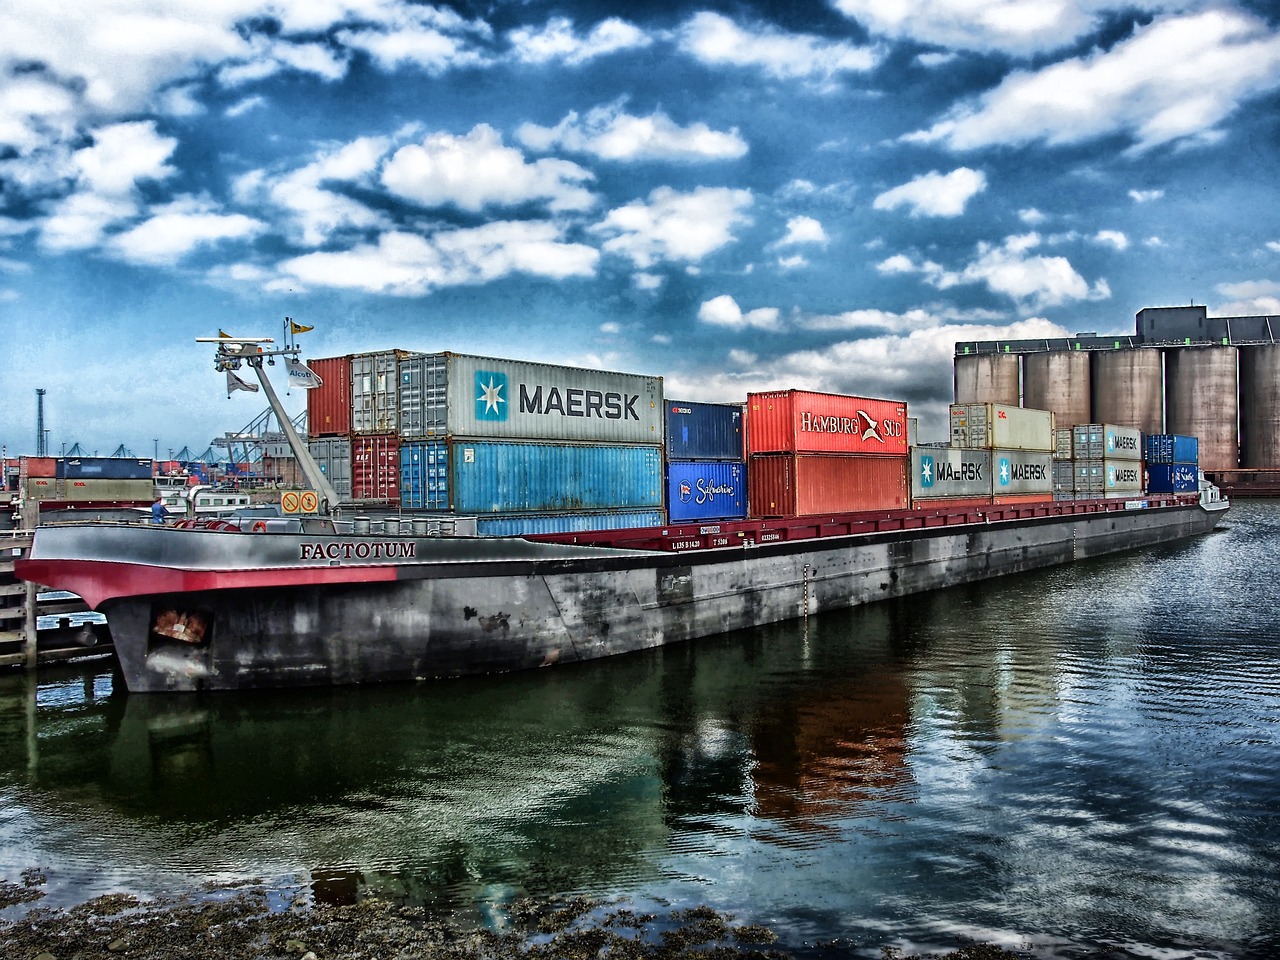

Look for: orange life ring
[251,520,269,533]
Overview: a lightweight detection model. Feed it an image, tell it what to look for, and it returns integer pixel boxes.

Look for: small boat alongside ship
[14,331,1230,693]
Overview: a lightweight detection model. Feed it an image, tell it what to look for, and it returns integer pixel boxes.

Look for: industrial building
[953,305,1280,487]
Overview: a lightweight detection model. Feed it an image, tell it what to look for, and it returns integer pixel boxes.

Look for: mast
[198,334,342,515]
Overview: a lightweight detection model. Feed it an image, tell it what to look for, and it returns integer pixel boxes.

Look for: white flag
[285,357,323,389]
[227,370,259,394]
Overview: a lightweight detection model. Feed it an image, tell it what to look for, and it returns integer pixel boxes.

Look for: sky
[3,0,1280,458]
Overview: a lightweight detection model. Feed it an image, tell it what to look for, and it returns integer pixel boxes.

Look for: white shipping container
[398,352,663,444]
[1104,458,1144,492]
[352,350,408,434]
[950,403,1055,452]
[1054,428,1074,460]
[911,447,991,499]
[1103,424,1143,462]
[991,449,1053,495]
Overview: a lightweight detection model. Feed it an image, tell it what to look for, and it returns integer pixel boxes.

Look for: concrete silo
[1164,346,1239,473]
[1091,348,1164,435]
[1239,344,1280,468]
[1023,351,1091,428]
[953,353,1019,405]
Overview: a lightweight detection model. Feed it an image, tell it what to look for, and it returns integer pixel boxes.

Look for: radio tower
[35,388,46,456]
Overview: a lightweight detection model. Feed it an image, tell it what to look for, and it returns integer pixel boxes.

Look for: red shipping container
[307,356,352,437]
[748,454,908,518]
[352,434,400,503]
[747,390,908,456]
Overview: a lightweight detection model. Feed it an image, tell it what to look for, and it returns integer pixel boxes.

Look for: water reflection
[1,503,1278,958]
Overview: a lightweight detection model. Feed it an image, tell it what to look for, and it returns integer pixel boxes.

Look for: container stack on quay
[1145,434,1201,494]
[663,400,747,523]
[14,456,154,506]
[937,402,1055,507]
[745,390,910,518]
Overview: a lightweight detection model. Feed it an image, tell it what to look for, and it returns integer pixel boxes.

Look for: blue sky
[3,0,1280,457]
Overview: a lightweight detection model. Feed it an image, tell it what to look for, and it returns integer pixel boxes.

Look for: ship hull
[20,500,1225,692]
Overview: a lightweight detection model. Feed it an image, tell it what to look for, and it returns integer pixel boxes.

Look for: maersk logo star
[998,458,1011,485]
[920,455,934,487]
[475,371,508,421]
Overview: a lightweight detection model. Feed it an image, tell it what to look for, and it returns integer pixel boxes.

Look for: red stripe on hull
[14,558,399,610]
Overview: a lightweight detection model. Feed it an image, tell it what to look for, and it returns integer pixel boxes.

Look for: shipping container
[397,352,663,443]
[1053,428,1073,461]
[56,457,153,480]
[1103,458,1143,493]
[665,400,744,461]
[399,439,663,514]
[58,478,155,502]
[666,461,746,522]
[1144,434,1199,465]
[746,390,909,457]
[1073,460,1104,493]
[1147,462,1198,493]
[1072,423,1142,461]
[912,496,992,510]
[307,437,352,499]
[910,447,991,500]
[22,477,56,500]
[306,356,352,437]
[748,454,908,518]
[950,403,1055,452]
[991,493,1053,505]
[352,350,408,435]
[991,450,1053,496]
[352,434,400,503]
[475,510,666,537]
[18,457,57,483]
[1052,459,1075,494]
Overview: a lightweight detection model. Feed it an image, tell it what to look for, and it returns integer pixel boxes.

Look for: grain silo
[1023,351,1091,428]
[1164,346,1238,473]
[953,353,1019,405]
[1239,344,1280,468]
[1090,348,1164,435]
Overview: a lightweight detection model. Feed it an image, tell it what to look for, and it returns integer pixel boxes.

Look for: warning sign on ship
[281,491,301,514]
[299,491,319,513]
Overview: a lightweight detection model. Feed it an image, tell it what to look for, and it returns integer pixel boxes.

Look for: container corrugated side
[398,353,447,438]
[912,496,992,510]
[476,510,666,537]
[1072,424,1103,460]
[991,450,1053,495]
[1103,424,1142,461]
[950,403,1055,452]
[665,400,744,461]
[1073,460,1104,492]
[666,461,746,522]
[746,390,909,456]
[1103,459,1143,492]
[404,353,664,443]
[1052,460,1075,493]
[1147,463,1198,493]
[911,447,991,500]
[748,454,908,518]
[56,457,153,480]
[307,356,352,437]
[402,439,663,514]
[352,434,400,503]
[1144,434,1199,465]
[351,350,408,435]
[22,477,57,500]
[58,478,154,501]
[19,457,57,481]
[1054,428,1073,460]
[307,437,352,499]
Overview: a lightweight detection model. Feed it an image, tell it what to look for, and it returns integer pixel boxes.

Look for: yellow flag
[218,329,233,338]
[290,320,314,334]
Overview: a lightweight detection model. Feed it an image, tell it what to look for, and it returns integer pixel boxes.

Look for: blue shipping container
[1144,434,1198,465]
[666,461,747,522]
[1147,463,1198,493]
[401,439,662,513]
[56,457,153,480]
[665,400,744,461]
[476,510,665,537]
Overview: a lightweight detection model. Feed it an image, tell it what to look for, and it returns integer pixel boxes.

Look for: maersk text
[520,385,639,421]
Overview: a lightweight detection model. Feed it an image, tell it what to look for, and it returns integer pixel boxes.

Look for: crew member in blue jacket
[151,497,170,524]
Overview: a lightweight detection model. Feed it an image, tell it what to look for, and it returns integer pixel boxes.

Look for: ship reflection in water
[2,501,1279,958]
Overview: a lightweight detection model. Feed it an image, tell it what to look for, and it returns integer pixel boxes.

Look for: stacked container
[664,400,746,523]
[306,356,352,437]
[1144,433,1200,494]
[948,403,1054,504]
[396,352,665,534]
[746,390,909,517]
[1072,423,1144,499]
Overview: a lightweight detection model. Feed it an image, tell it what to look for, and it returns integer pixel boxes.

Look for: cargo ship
[14,333,1229,693]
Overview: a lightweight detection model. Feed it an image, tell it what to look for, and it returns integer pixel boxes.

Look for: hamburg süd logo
[475,371,508,421]
[858,410,883,442]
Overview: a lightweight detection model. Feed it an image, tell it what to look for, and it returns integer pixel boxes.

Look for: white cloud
[382,124,596,213]
[698,294,781,331]
[592,186,753,268]
[775,216,828,247]
[509,17,652,66]
[40,194,139,252]
[517,102,747,162]
[1093,230,1128,251]
[832,0,1140,57]
[873,168,986,218]
[226,96,267,118]
[877,233,1111,308]
[1266,241,1280,254]
[1144,236,1165,247]
[777,254,809,271]
[277,221,598,296]
[633,272,663,291]
[1129,189,1165,203]
[1019,208,1046,225]
[904,10,1280,154]
[1213,283,1280,316]
[678,12,880,86]
[108,197,264,265]
[798,304,1003,333]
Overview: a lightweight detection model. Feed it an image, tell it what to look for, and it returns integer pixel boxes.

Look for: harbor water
[1,501,1277,957]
